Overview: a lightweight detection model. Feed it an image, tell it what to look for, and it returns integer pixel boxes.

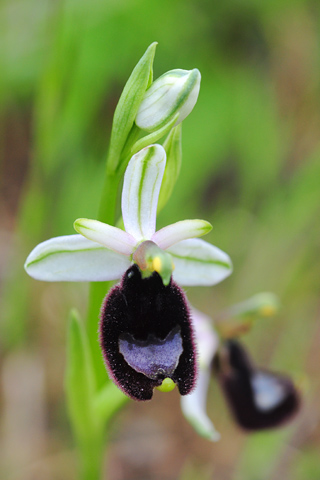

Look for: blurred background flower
[1,0,320,479]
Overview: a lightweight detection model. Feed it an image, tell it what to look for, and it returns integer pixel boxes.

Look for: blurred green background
[1,0,320,478]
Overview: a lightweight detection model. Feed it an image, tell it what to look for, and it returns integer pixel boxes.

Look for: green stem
[78,435,105,480]
[86,169,122,389]
[86,281,111,389]
[83,128,144,475]
[98,169,121,224]
[85,126,145,388]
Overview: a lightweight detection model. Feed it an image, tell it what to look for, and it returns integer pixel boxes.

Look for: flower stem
[86,169,122,389]
[83,129,140,476]
[78,435,105,480]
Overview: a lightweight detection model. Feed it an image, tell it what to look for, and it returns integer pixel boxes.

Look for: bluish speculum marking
[119,326,183,380]
[251,371,286,412]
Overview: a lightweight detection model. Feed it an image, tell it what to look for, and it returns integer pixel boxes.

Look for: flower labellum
[24,143,232,402]
[214,340,300,430]
[100,264,197,401]
[135,69,201,132]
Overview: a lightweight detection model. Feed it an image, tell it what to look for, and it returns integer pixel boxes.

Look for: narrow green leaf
[94,382,128,425]
[157,124,182,212]
[107,42,157,173]
[65,309,96,439]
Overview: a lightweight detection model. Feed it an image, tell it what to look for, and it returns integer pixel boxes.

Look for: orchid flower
[25,144,233,401]
[181,307,300,440]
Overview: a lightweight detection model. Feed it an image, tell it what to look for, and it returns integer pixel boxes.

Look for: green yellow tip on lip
[156,378,176,393]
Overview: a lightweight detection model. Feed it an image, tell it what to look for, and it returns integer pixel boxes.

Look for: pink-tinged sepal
[99,264,197,401]
[214,340,300,430]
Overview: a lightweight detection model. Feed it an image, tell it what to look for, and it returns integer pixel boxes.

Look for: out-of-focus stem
[78,435,105,480]
[86,169,121,389]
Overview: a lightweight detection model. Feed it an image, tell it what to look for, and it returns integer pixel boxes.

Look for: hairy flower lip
[214,340,300,431]
[99,264,197,401]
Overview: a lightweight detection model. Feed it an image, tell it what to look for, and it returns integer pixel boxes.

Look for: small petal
[152,219,212,250]
[136,69,201,132]
[24,234,131,282]
[167,238,233,286]
[191,308,219,368]
[181,368,220,442]
[100,264,197,401]
[122,145,166,241]
[181,308,220,441]
[74,218,136,255]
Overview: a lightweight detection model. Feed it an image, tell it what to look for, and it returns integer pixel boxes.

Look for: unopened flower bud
[135,68,201,132]
[216,293,280,339]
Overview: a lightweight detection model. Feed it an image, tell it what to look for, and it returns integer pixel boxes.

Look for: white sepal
[74,218,136,255]
[122,145,166,241]
[181,307,220,441]
[167,238,233,286]
[24,235,130,282]
[152,219,212,250]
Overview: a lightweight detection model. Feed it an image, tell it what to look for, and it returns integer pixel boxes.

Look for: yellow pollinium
[152,256,162,273]
[259,305,277,317]
[156,378,176,393]
[133,240,174,286]
[147,251,173,286]
[152,256,175,273]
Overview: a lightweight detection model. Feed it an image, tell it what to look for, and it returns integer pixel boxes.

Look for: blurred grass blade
[65,309,96,438]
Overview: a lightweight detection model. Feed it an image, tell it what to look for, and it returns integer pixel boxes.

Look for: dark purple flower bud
[99,264,197,401]
[214,340,300,430]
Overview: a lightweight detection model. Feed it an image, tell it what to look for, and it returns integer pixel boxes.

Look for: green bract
[158,124,182,212]
[107,42,157,173]
[135,68,201,133]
